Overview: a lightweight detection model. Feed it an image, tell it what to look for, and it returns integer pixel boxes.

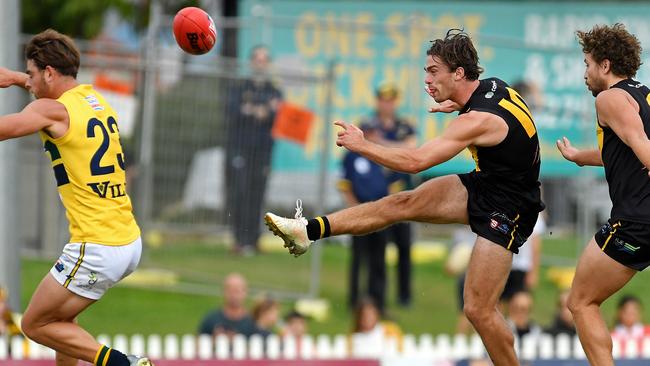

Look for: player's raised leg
[463,237,516,366]
[265,175,468,256]
[568,238,636,366]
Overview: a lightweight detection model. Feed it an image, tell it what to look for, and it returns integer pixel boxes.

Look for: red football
[172,7,217,55]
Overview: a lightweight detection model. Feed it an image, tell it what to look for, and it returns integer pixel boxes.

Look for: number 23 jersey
[40,84,140,246]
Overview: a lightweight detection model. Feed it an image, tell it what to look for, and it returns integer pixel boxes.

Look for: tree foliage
[22,0,203,39]
[22,0,142,39]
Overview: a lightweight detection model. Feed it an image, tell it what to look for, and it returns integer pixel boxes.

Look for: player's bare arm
[0,67,28,89]
[378,134,417,149]
[335,111,507,174]
[0,98,68,141]
[596,88,650,175]
[556,136,603,166]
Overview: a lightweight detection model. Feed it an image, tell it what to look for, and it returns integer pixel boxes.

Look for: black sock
[95,345,130,366]
[307,216,331,240]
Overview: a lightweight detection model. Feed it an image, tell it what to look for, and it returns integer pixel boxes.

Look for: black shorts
[458,172,539,254]
[595,219,650,271]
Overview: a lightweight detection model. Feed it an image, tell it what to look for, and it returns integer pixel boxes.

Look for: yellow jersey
[39,84,140,246]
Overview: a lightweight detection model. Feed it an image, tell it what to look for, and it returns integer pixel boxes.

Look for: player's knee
[567,291,589,315]
[20,314,40,341]
[463,302,488,325]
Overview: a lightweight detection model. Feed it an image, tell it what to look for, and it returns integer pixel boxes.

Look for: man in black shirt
[557,23,650,365]
[266,29,544,365]
[198,273,256,338]
[225,46,283,255]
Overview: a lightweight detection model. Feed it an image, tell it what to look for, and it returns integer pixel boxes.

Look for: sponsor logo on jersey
[485,80,497,98]
[84,95,104,111]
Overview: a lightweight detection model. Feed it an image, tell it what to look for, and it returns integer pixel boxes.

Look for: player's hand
[425,86,461,113]
[0,67,17,88]
[428,99,462,113]
[556,137,580,163]
[334,121,365,152]
[0,67,26,89]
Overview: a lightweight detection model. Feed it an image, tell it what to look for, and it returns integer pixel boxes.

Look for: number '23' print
[87,116,125,176]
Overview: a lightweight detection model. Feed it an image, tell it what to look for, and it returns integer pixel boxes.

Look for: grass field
[19,233,650,337]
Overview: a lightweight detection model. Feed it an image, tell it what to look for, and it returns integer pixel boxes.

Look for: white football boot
[264,199,313,257]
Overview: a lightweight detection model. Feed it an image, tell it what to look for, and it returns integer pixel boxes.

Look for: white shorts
[49,237,142,300]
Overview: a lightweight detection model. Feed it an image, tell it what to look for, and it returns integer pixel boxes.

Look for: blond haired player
[0,29,151,366]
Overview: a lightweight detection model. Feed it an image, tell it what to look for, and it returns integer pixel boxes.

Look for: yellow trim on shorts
[64,243,86,288]
[601,222,621,252]
[506,214,521,250]
[316,217,325,239]
[102,348,111,366]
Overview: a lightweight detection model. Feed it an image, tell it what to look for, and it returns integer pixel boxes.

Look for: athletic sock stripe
[316,217,325,239]
[102,348,112,366]
[64,243,86,288]
[94,345,109,366]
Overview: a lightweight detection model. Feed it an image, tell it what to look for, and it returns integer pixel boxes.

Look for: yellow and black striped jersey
[458,77,543,211]
[39,84,140,245]
[601,79,650,223]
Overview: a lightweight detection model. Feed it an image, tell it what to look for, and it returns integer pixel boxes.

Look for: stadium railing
[2,333,650,363]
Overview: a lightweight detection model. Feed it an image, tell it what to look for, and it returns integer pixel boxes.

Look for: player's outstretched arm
[335,112,492,174]
[597,89,650,176]
[556,137,603,167]
[0,67,28,89]
[0,99,67,141]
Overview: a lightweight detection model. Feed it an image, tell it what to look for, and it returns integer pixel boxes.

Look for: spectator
[362,83,416,307]
[612,295,650,341]
[338,122,389,313]
[251,296,280,338]
[198,273,256,338]
[281,310,308,338]
[545,289,576,337]
[0,287,20,337]
[224,45,283,255]
[280,310,309,356]
[506,290,542,339]
[350,297,403,356]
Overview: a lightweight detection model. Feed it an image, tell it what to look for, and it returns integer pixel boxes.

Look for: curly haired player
[557,23,650,365]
